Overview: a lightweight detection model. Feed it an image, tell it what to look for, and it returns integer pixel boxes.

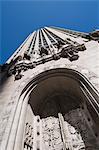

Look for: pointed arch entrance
[13,68,99,150]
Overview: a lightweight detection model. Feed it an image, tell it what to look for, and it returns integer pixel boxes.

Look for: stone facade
[0,27,99,150]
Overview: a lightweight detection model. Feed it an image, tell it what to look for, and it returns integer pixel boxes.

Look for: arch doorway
[22,68,99,150]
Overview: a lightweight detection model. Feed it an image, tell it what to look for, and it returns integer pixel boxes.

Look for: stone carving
[22,108,99,150]
[64,108,98,149]
[24,122,33,149]
[40,46,49,56]
[66,122,85,149]
[7,41,86,80]
[42,117,63,150]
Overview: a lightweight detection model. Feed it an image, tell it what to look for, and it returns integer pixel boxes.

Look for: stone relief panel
[64,108,98,149]
[64,121,85,150]
[23,110,98,150]
[24,122,33,150]
[42,117,64,150]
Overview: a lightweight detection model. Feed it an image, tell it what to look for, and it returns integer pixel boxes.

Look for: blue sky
[0,0,99,64]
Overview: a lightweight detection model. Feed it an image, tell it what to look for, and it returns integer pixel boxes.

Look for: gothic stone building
[0,27,99,150]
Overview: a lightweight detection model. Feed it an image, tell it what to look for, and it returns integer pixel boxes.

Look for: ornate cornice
[8,43,86,80]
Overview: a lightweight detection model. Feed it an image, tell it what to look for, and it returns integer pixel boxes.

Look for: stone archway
[9,68,99,150]
[22,69,99,150]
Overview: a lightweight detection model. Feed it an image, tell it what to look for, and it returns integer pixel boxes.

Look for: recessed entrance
[23,69,99,150]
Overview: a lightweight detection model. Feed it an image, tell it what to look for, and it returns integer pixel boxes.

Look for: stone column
[58,113,73,150]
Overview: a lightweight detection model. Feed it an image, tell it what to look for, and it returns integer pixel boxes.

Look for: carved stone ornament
[42,117,64,150]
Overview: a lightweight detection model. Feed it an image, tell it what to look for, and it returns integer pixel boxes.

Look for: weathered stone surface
[1,27,99,150]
